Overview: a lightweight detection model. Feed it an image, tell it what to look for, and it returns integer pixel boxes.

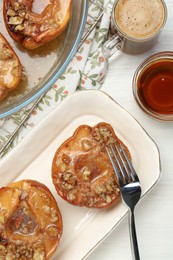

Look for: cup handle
[102,34,122,59]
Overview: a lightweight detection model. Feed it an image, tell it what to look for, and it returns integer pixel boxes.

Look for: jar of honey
[133,51,173,121]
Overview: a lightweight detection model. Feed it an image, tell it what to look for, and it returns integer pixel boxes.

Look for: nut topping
[0,33,22,101]
[8,16,23,25]
[63,172,72,181]
[52,122,130,208]
[0,180,62,259]
[4,0,73,49]
[46,226,59,238]
[81,139,92,151]
[6,9,16,17]
[82,166,91,181]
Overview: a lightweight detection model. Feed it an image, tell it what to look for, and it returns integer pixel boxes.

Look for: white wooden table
[87,0,173,259]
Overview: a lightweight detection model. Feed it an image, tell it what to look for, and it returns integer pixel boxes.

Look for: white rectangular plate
[0,90,161,259]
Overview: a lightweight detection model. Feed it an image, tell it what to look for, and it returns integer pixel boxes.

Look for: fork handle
[130,210,140,260]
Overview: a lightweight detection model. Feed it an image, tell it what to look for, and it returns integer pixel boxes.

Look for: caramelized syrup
[137,59,173,114]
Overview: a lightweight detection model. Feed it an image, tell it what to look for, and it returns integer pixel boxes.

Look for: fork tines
[106,142,141,260]
[106,142,139,186]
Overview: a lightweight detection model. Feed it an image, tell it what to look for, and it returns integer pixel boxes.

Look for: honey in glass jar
[133,52,173,121]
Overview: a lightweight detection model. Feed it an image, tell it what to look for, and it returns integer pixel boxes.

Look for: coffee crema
[115,0,165,39]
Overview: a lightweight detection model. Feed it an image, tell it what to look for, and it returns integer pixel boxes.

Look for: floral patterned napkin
[0,0,114,156]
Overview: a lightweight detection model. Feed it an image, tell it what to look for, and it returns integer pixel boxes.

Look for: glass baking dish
[0,0,88,118]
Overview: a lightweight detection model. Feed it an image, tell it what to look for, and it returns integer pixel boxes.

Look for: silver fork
[106,142,141,260]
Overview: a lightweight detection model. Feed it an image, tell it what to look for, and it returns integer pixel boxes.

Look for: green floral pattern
[0,0,113,158]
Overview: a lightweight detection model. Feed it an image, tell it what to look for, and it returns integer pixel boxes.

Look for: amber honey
[137,59,173,115]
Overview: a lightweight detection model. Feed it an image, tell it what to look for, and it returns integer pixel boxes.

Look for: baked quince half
[0,180,63,259]
[0,33,22,101]
[3,0,73,49]
[52,122,131,209]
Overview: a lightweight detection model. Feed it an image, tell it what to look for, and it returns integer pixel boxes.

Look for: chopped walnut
[13,2,20,11]
[7,9,16,17]
[3,243,34,259]
[8,16,24,25]
[33,248,45,260]
[15,24,25,31]
[51,216,58,223]
[68,189,77,201]
[50,208,58,222]
[93,126,114,145]
[81,140,92,151]
[18,11,27,18]
[62,183,74,190]
[106,184,114,192]
[82,166,91,181]
[99,127,112,143]
[56,157,66,172]
[51,208,57,218]
[95,185,106,195]
[0,45,13,60]
[93,127,101,141]
[106,195,112,203]
[46,226,59,238]
[43,205,51,214]
[62,154,71,164]
[63,172,72,181]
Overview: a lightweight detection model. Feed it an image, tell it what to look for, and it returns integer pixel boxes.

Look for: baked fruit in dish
[3,0,73,49]
[0,180,63,259]
[52,122,131,208]
[0,33,22,101]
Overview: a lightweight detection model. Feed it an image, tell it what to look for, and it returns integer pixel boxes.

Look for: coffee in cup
[111,0,167,54]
